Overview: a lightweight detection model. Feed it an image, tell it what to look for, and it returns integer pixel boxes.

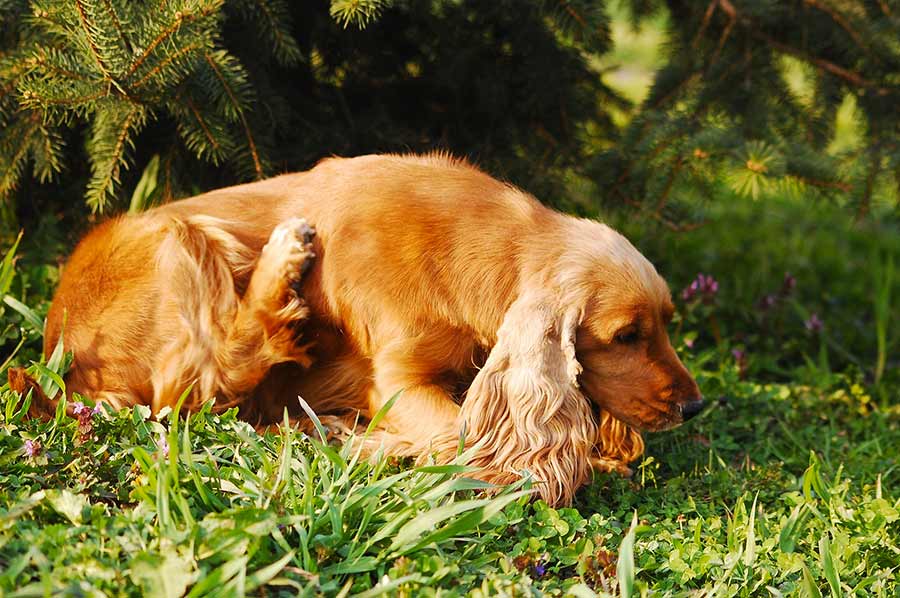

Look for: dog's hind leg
[152,217,316,414]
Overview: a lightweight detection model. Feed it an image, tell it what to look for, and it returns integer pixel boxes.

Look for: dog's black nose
[681,399,706,421]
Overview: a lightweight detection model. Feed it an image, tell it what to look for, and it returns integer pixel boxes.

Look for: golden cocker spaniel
[28,154,704,505]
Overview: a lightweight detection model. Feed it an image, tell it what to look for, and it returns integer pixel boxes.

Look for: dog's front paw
[255,218,316,319]
[589,455,633,477]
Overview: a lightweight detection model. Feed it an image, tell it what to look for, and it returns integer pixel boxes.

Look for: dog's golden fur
[33,153,702,505]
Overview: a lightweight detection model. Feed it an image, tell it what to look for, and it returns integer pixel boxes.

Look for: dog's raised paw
[257,218,316,311]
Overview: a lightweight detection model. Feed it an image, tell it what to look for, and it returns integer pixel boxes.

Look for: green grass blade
[743,492,758,567]
[29,362,65,399]
[801,563,824,598]
[818,534,841,598]
[365,391,401,435]
[0,231,23,296]
[618,511,637,598]
[778,504,810,553]
[245,551,295,591]
[129,154,160,214]
[2,295,42,331]
[297,394,328,442]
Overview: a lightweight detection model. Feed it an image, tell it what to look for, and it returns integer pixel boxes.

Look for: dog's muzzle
[681,398,706,421]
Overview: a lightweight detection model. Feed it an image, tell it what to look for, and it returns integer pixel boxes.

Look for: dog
[23,153,704,505]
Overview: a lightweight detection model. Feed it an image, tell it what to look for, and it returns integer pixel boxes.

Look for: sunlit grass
[1,193,898,595]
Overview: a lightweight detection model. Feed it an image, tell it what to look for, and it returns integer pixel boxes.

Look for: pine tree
[0,0,617,218]
[0,0,306,212]
[4,0,896,225]
[595,0,900,223]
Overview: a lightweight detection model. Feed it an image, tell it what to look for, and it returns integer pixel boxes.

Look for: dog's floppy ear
[458,288,597,505]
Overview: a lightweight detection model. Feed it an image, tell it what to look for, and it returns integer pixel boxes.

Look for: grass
[1,190,898,596]
[1,347,897,596]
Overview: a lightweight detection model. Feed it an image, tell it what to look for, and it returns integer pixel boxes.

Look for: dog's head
[456,218,701,505]
[558,220,704,431]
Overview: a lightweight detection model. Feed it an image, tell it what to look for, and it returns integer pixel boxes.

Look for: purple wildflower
[23,439,40,458]
[731,348,745,361]
[781,272,797,296]
[681,273,719,304]
[71,401,100,445]
[758,294,777,311]
[805,313,824,333]
[157,431,170,458]
[533,563,546,577]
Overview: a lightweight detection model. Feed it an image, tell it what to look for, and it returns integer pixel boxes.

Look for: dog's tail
[7,367,58,419]
[150,215,257,413]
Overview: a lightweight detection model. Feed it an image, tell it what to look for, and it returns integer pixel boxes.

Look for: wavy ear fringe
[592,409,645,475]
[443,290,597,506]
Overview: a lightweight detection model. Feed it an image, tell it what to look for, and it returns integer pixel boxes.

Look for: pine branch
[230,0,302,66]
[125,3,219,80]
[544,0,611,45]
[707,0,894,95]
[85,101,146,211]
[803,0,869,56]
[100,0,128,51]
[792,175,852,193]
[74,0,114,79]
[169,89,236,164]
[31,124,64,183]
[0,113,40,197]
[130,42,205,89]
[329,0,392,29]
[203,51,263,178]
[753,30,891,95]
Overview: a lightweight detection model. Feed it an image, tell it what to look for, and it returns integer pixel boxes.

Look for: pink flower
[157,431,170,458]
[781,272,796,295]
[732,348,748,379]
[71,401,100,445]
[23,439,40,458]
[805,313,824,333]
[758,294,777,311]
[682,273,719,304]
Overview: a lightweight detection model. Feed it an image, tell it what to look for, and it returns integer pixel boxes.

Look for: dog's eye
[615,329,640,344]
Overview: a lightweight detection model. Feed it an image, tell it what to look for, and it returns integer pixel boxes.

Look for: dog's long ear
[592,408,645,475]
[459,289,597,506]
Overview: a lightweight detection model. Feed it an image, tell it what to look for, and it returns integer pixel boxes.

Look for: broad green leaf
[44,489,86,525]
[130,551,195,598]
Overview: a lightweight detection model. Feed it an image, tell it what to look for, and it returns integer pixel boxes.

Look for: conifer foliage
[2,0,898,220]
[597,0,900,223]
[0,0,615,215]
[0,0,300,211]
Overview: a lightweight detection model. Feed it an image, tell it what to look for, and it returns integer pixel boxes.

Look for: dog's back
[44,153,559,412]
